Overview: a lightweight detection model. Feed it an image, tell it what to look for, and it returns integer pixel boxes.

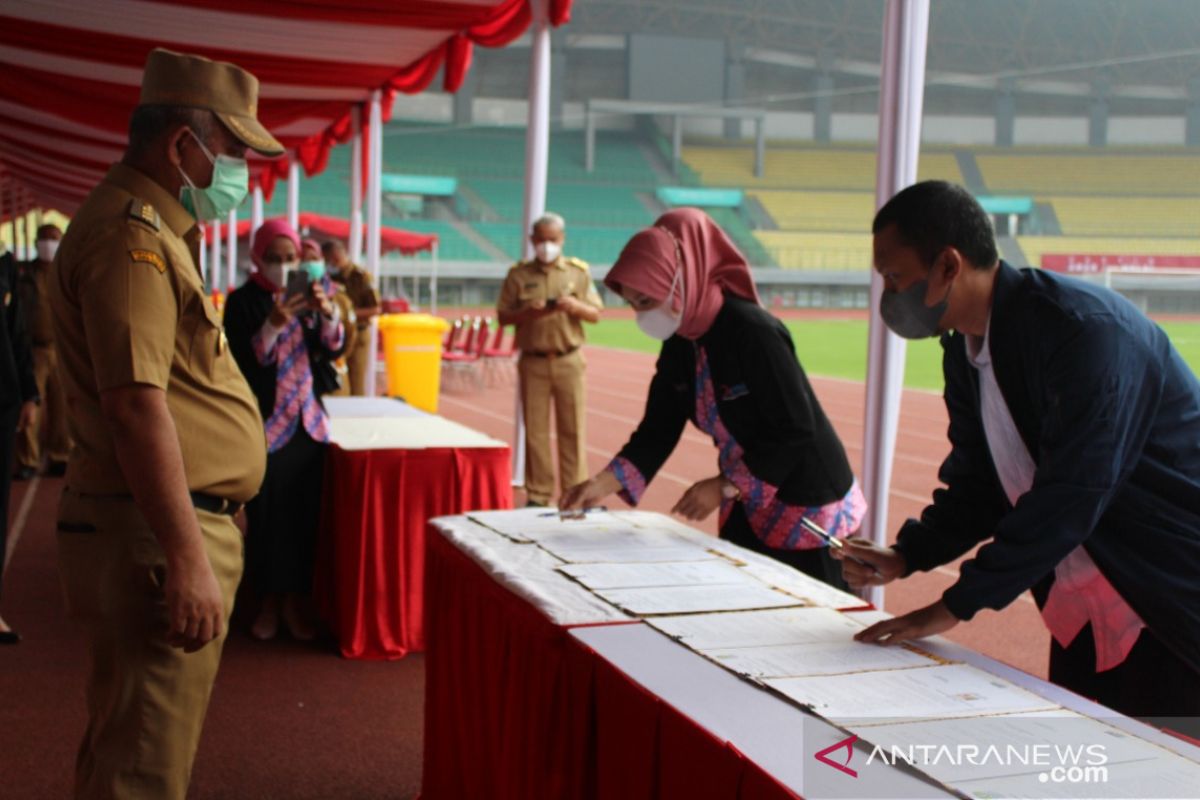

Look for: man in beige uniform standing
[498,213,603,506]
[49,49,279,799]
[322,239,379,395]
[14,222,70,479]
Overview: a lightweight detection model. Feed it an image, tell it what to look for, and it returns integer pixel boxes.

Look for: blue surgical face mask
[177,128,248,221]
[300,259,326,281]
[880,276,950,339]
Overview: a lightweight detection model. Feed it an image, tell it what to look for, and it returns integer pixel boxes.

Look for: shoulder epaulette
[126,198,160,232]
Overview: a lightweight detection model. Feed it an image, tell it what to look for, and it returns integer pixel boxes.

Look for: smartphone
[285,269,311,300]
[545,297,558,309]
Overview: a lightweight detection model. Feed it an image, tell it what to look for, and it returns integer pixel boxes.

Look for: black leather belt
[191,492,243,516]
[523,345,579,359]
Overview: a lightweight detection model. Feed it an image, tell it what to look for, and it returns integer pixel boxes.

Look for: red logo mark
[814,734,859,778]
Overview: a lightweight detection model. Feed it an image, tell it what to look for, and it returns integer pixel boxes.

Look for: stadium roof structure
[0,0,573,216]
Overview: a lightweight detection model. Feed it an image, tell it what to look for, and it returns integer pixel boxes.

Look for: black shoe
[0,630,20,645]
[12,466,35,481]
[46,461,67,478]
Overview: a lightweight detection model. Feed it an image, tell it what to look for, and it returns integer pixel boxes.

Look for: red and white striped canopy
[0,0,571,216]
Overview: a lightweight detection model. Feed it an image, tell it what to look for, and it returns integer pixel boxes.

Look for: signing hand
[831,537,907,590]
[854,600,958,646]
[16,400,37,433]
[560,470,621,512]
[671,475,726,521]
[162,549,225,653]
[269,292,309,328]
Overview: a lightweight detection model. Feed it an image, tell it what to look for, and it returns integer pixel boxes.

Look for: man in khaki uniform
[322,239,379,395]
[498,213,603,506]
[14,222,71,479]
[49,49,280,799]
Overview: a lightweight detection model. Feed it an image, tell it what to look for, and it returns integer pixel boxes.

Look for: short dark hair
[36,223,60,239]
[872,180,998,269]
[127,105,214,152]
[321,240,345,256]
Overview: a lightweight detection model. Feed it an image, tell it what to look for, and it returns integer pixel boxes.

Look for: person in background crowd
[302,238,356,396]
[1,240,39,643]
[561,209,864,589]
[14,223,71,480]
[498,212,603,507]
[48,48,276,798]
[225,220,344,642]
[841,181,1200,733]
[321,239,378,395]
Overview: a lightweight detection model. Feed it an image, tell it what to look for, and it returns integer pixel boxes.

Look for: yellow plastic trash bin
[378,313,450,413]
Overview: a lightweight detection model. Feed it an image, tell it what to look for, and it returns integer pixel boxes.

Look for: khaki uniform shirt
[331,264,378,330]
[17,260,54,346]
[50,164,266,502]
[498,255,604,354]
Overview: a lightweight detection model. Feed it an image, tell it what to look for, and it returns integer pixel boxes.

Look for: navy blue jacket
[893,261,1200,673]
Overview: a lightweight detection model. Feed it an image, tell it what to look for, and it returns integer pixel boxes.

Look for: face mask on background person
[177,128,249,221]
[36,238,59,262]
[879,276,951,339]
[300,260,326,281]
[535,241,561,264]
[636,266,684,341]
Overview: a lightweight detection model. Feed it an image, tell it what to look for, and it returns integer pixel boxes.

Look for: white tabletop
[324,397,505,451]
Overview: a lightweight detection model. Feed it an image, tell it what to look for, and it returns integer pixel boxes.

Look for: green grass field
[587,318,1200,391]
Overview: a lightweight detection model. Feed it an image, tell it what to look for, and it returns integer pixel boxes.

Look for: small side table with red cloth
[315,397,511,660]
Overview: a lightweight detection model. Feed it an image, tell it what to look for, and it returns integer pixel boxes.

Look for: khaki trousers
[518,349,588,505]
[347,326,371,396]
[56,488,244,800]
[16,345,71,468]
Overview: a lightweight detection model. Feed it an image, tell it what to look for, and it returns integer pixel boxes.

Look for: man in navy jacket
[841,181,1200,727]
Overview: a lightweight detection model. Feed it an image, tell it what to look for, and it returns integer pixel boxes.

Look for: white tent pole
[512,0,552,491]
[199,225,209,286]
[211,216,222,293]
[251,184,264,239]
[226,207,237,292]
[350,104,364,264]
[364,315,379,398]
[862,0,930,609]
[287,158,300,231]
[366,90,383,283]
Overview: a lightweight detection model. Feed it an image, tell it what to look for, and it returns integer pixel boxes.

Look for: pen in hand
[539,505,607,520]
[799,517,882,576]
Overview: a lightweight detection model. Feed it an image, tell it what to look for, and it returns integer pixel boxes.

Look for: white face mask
[263,260,297,289]
[635,267,684,341]
[36,239,59,262]
[535,241,561,264]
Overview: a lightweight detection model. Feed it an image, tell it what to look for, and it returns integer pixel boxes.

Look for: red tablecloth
[315,445,511,659]
[423,527,801,800]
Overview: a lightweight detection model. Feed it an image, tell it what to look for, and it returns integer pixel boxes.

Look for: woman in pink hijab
[223,219,345,641]
[561,209,865,587]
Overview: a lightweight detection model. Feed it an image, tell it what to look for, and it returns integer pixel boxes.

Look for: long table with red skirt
[314,397,512,660]
[423,513,1200,799]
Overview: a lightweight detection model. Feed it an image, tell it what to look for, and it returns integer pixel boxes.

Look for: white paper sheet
[705,640,941,680]
[329,416,505,450]
[533,528,719,564]
[648,606,868,650]
[594,582,803,616]
[468,508,636,543]
[559,559,753,589]
[854,709,1200,798]
[737,560,869,609]
[766,663,1060,726]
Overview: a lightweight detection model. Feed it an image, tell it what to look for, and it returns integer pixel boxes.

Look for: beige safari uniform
[327,288,358,397]
[49,163,267,799]
[331,263,378,395]
[498,255,603,505]
[15,257,72,468]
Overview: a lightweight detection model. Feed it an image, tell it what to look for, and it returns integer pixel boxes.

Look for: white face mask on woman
[635,266,684,341]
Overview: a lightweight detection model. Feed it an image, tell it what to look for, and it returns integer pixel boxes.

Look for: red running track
[438,344,1051,679]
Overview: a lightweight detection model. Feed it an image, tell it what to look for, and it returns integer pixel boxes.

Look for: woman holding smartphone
[224,219,345,640]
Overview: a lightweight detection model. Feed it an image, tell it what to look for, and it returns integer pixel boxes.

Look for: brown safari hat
[139,48,284,157]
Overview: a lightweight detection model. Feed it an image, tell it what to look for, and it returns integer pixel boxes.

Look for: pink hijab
[605,208,760,339]
[250,218,301,290]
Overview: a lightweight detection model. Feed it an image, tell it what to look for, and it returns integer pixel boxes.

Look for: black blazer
[616,295,853,508]
[223,280,345,422]
[0,252,35,411]
[894,261,1200,673]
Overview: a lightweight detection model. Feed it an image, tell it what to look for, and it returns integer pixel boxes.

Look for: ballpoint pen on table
[799,517,882,576]
[539,505,607,519]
